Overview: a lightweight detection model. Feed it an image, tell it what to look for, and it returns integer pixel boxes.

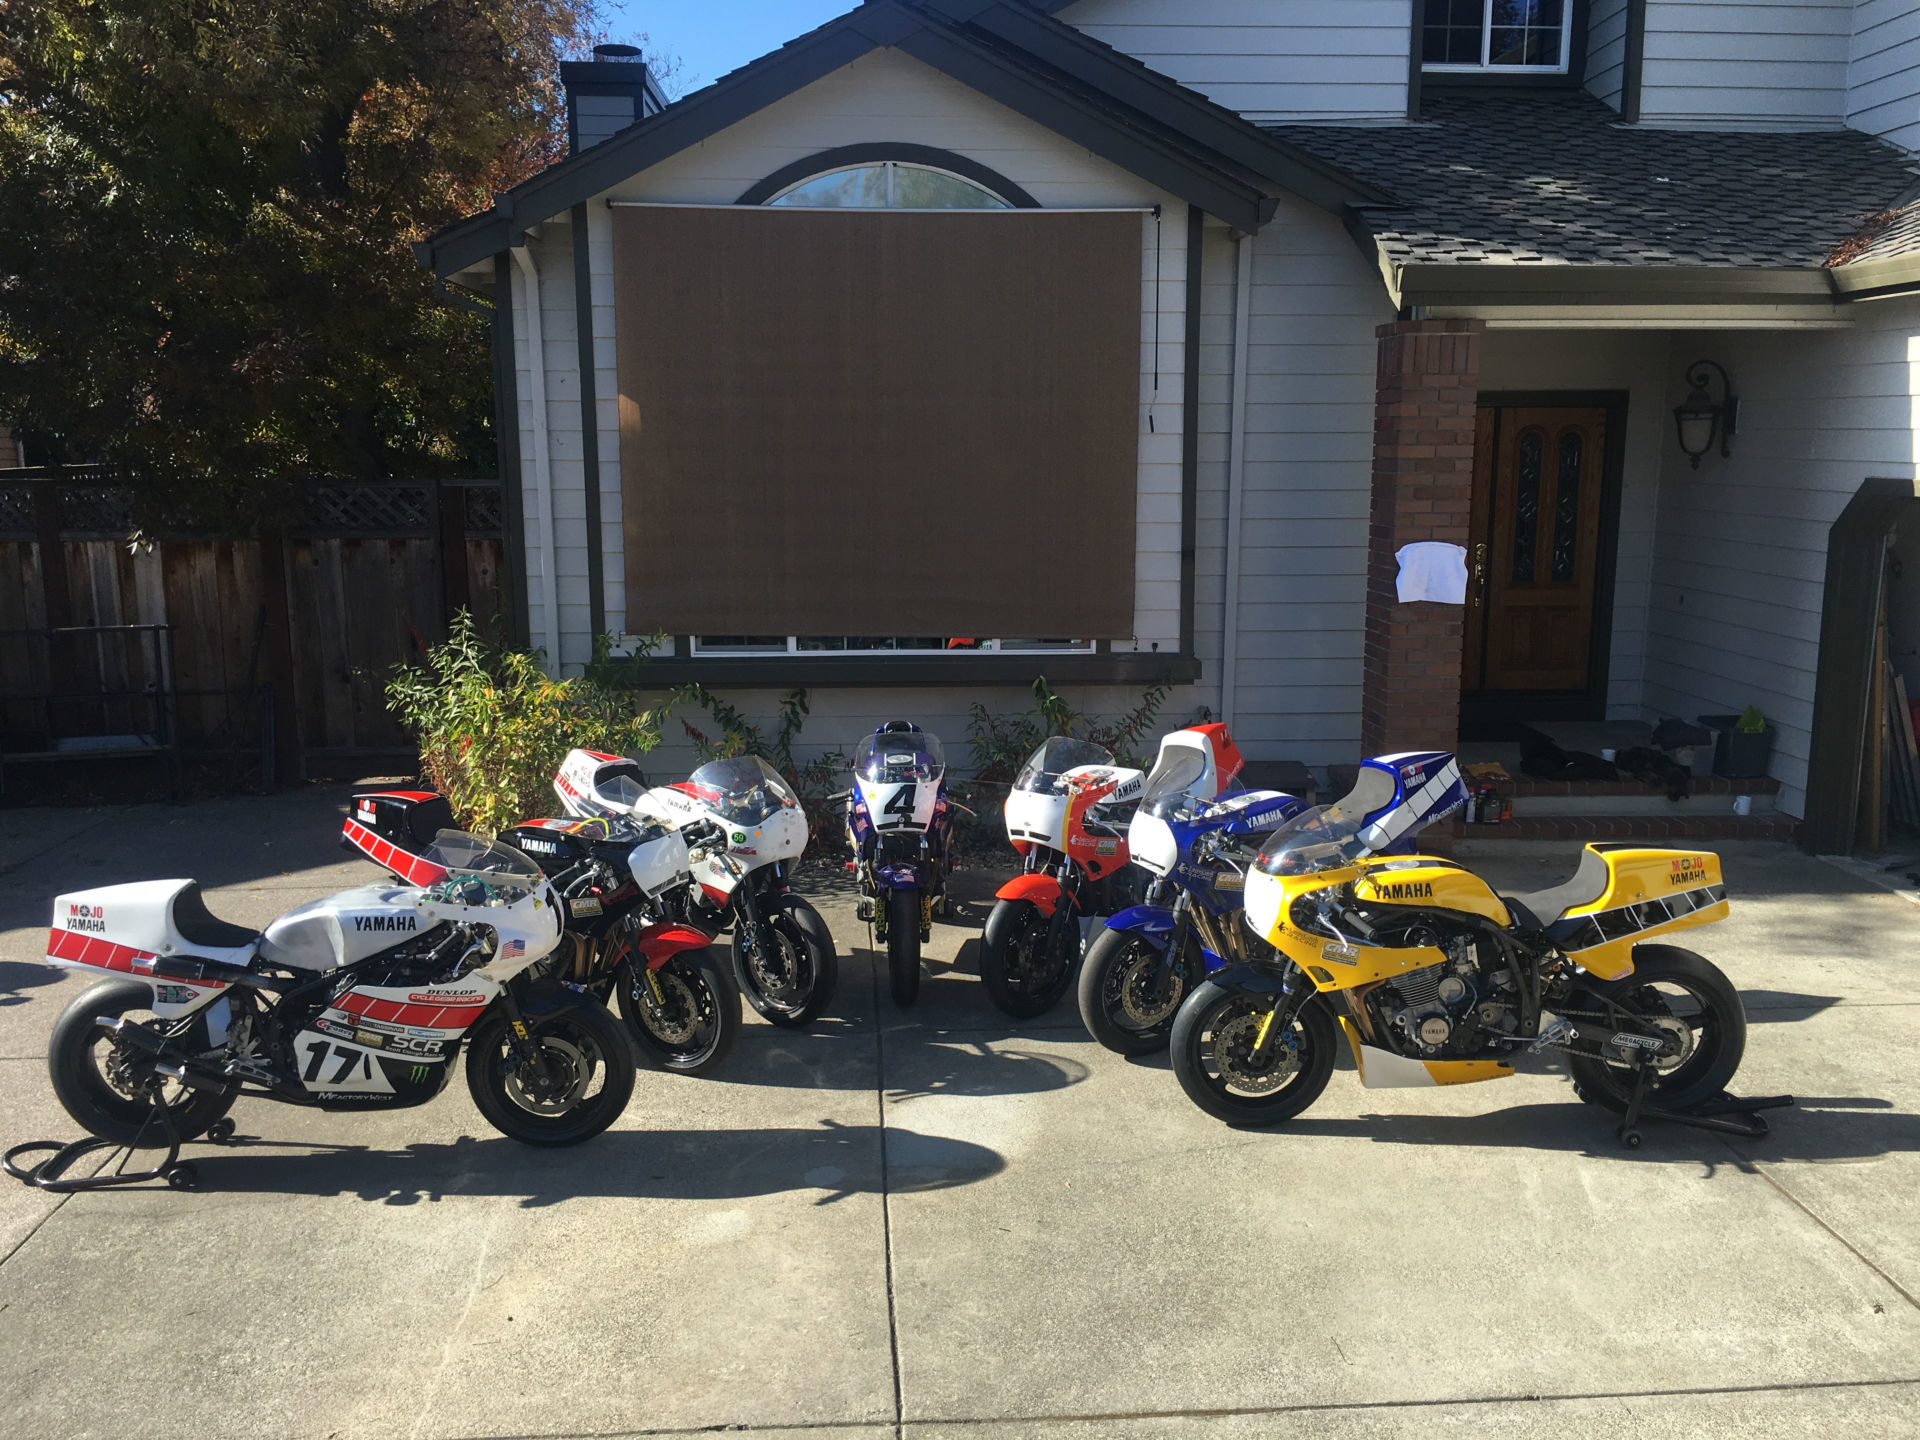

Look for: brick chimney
[560,44,667,154]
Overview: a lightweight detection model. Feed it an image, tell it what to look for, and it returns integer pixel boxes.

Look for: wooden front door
[1465,406,1609,693]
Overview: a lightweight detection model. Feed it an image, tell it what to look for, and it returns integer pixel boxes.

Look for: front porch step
[1446,813,1797,843]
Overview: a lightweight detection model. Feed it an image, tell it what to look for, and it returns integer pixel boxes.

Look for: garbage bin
[1697,713,1775,779]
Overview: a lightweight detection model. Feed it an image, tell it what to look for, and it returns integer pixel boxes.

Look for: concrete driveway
[1,787,1916,1438]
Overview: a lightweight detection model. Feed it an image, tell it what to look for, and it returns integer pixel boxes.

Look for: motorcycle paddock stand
[1614,1059,1794,1149]
[3,1090,236,1194]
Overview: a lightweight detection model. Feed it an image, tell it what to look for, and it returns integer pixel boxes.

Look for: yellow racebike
[1169,771,1749,1141]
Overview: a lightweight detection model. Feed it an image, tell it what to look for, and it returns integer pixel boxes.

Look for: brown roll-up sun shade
[611,204,1141,638]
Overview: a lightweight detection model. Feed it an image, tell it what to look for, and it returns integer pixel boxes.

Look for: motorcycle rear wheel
[1078,927,1203,1055]
[733,894,839,1028]
[886,889,921,1006]
[465,1003,635,1146]
[615,948,740,1076]
[980,898,1078,1019]
[1170,981,1336,1127]
[48,980,238,1149]
[1566,945,1747,1115]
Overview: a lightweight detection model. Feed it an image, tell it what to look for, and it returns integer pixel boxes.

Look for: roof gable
[419,0,1383,277]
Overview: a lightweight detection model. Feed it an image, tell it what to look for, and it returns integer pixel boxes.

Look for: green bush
[967,677,1171,784]
[387,612,668,836]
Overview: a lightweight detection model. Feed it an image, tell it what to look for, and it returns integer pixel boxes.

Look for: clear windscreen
[684,756,798,825]
[1141,748,1207,816]
[597,771,647,810]
[1014,736,1112,793]
[423,830,545,903]
[855,730,946,783]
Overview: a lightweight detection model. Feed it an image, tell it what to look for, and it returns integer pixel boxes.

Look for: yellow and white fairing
[1540,847,1729,980]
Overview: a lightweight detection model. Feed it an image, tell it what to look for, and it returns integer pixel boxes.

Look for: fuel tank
[1351,857,1512,927]
[257,886,435,971]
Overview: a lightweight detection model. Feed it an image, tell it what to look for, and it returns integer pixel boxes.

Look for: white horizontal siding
[1057,0,1409,122]
[1637,0,1853,130]
[1638,297,1920,820]
[1850,0,1920,152]
[1224,197,1396,768]
[1476,331,1674,721]
[1586,0,1630,112]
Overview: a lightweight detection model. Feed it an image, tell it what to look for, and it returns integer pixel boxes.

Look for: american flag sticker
[501,939,525,958]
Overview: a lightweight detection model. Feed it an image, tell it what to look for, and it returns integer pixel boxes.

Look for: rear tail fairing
[1550,847,1730,981]
[1355,752,1467,855]
[553,748,647,819]
[48,880,257,1019]
[342,795,453,887]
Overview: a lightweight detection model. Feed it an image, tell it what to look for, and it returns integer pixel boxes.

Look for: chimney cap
[592,43,642,61]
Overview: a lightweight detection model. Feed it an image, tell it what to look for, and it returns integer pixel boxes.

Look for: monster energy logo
[409,1064,430,1083]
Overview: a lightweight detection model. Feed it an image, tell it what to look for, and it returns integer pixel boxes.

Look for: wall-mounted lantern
[1674,359,1738,469]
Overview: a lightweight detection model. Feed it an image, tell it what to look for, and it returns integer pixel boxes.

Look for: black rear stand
[1615,1061,1794,1149]
[3,1092,235,1193]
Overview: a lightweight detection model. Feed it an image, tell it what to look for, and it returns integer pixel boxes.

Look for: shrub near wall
[387,613,666,835]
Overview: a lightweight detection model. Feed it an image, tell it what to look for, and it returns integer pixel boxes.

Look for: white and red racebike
[36,831,634,1177]
[554,749,839,1026]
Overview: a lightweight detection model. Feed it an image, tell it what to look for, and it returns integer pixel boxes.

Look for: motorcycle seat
[171,882,262,950]
[1503,847,1611,930]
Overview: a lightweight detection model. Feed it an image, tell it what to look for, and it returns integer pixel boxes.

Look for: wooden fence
[0,473,505,788]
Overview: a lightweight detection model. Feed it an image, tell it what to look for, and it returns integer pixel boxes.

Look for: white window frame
[1422,0,1574,76]
[689,636,1097,658]
[765,160,1013,210]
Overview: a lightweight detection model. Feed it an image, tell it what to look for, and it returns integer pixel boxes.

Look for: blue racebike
[1077,749,1466,1055]
[846,722,954,1006]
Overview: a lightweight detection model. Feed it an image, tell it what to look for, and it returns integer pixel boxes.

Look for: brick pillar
[1360,319,1483,758]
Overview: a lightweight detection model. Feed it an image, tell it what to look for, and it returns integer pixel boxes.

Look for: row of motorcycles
[26,716,1755,1175]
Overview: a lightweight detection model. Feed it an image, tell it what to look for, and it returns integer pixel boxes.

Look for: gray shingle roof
[1269,92,1920,271]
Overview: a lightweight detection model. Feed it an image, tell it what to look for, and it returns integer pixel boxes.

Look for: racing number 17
[303,1039,372,1084]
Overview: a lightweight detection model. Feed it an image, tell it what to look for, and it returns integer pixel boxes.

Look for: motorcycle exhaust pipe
[153,1061,228,1095]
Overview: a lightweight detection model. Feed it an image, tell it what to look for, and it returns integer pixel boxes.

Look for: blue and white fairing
[1350,751,1468,854]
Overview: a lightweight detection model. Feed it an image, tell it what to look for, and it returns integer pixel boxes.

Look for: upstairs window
[767,161,1012,210]
[1424,0,1572,74]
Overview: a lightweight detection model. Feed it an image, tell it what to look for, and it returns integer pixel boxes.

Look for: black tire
[733,894,839,1028]
[887,889,921,1006]
[1170,980,1337,1127]
[1077,926,1204,1055]
[465,1001,635,1146]
[615,947,741,1076]
[1567,944,1747,1115]
[979,899,1079,1019]
[47,980,238,1149]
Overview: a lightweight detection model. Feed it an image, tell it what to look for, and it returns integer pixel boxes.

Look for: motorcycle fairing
[1101,903,1175,942]
[342,812,451,888]
[299,976,492,1103]
[1336,1019,1514,1088]
[1351,859,1513,927]
[47,880,256,1019]
[1201,789,1305,837]
[1543,847,1730,981]
[628,923,712,966]
[854,775,939,832]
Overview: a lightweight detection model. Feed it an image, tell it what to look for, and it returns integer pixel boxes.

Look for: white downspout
[511,242,562,674]
[1221,232,1254,734]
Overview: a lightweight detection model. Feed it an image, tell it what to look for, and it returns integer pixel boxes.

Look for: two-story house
[418,1,1920,847]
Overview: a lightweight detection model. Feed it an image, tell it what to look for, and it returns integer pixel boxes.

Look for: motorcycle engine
[1368,926,1519,1059]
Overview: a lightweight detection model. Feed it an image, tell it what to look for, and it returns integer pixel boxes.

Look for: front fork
[496,985,555,1087]
[1249,962,1309,1065]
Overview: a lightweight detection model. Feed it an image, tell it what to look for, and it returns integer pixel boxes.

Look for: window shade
[611,205,1141,638]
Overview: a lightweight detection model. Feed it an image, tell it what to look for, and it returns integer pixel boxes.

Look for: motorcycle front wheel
[47,979,239,1148]
[465,1002,636,1147]
[886,889,921,1006]
[733,893,839,1028]
[1566,944,1747,1114]
[615,948,740,1076]
[979,898,1078,1019]
[1170,981,1336,1127]
[1078,927,1204,1055]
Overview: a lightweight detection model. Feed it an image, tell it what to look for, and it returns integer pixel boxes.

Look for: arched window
[766,160,1012,210]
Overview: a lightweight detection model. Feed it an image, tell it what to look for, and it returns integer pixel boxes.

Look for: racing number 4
[303,1039,372,1085]
[882,784,916,825]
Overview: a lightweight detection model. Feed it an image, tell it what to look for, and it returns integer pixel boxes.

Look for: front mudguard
[1205,961,1296,996]
[995,872,1066,917]
[1101,903,1175,946]
[518,983,603,1019]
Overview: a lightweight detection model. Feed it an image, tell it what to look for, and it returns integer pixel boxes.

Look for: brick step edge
[1444,814,1798,843]
[1471,775,1781,798]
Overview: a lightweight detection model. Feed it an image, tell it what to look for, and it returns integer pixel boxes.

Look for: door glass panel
[1511,429,1542,583]
[1551,430,1583,583]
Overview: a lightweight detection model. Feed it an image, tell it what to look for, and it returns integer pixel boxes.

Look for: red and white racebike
[977,725,1245,1018]
[34,831,635,1184]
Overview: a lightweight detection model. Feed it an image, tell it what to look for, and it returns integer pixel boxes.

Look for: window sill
[1420,71,1581,91]
[603,651,1203,689]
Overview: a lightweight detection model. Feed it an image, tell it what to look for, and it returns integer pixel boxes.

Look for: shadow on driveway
[169,1120,1004,1206]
